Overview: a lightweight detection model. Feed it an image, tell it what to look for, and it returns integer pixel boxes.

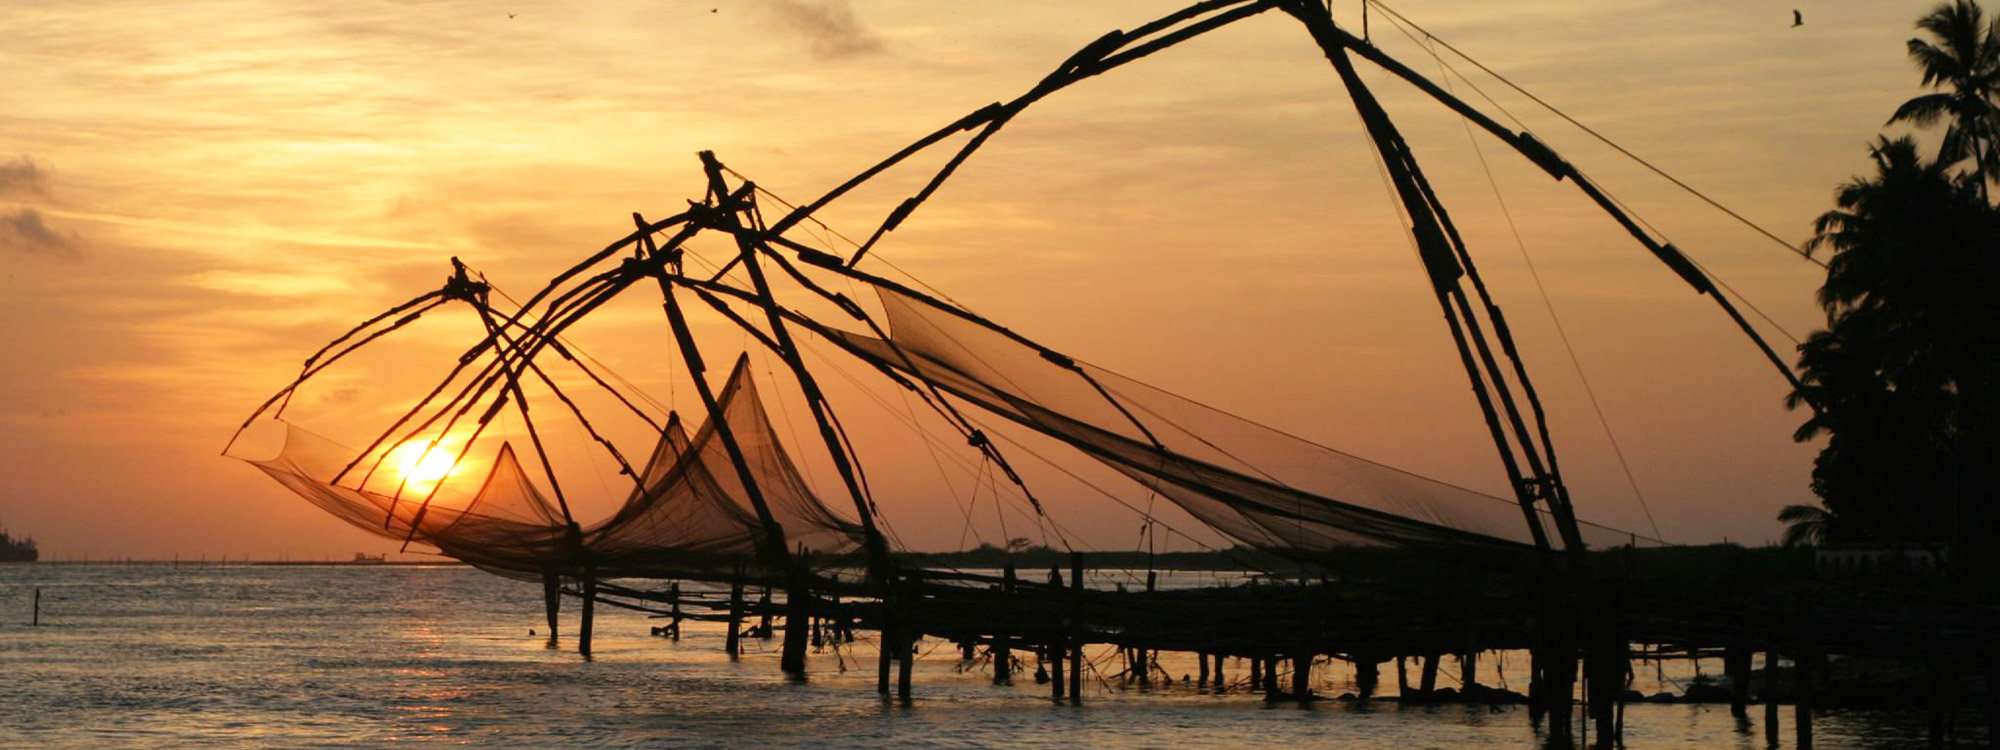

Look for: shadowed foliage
[1887,0,2000,191]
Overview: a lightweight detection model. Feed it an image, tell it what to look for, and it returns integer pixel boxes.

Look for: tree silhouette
[1886,0,2000,192]
[1790,134,2000,555]
[1778,504,1832,547]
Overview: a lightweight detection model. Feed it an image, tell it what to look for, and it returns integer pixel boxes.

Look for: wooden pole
[1212,654,1226,693]
[1765,648,1781,748]
[994,563,1015,685]
[1356,655,1379,703]
[1137,570,1156,688]
[1049,567,1065,701]
[1726,646,1750,717]
[1419,652,1440,700]
[578,574,596,657]
[896,571,916,701]
[726,569,744,659]
[1397,655,1409,698]
[1293,653,1312,702]
[1797,603,1814,750]
[668,582,682,641]
[32,588,39,626]
[542,572,560,646]
[1249,657,1262,689]
[1068,553,1083,705]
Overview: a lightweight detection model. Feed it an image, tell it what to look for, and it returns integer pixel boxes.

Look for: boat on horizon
[1,527,39,563]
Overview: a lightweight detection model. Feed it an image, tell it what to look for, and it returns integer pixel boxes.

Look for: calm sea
[0,564,1951,749]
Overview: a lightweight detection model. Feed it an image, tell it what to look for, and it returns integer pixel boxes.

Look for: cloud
[0,156,50,201]
[764,0,883,58]
[1,209,85,261]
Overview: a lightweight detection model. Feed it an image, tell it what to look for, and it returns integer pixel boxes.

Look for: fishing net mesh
[239,355,862,578]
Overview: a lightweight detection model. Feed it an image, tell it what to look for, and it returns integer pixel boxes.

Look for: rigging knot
[441,257,490,302]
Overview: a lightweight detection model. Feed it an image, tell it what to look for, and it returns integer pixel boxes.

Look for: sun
[389,441,456,486]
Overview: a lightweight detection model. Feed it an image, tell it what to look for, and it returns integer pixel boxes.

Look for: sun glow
[388,441,456,487]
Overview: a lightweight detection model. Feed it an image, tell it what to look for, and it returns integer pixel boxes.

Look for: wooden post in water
[1048,567,1065,701]
[1068,553,1083,705]
[1396,655,1409,697]
[542,571,561,645]
[757,586,774,637]
[781,549,810,675]
[578,573,597,657]
[726,568,744,659]
[1196,651,1209,687]
[994,563,1015,685]
[668,582,682,641]
[896,570,917,701]
[1796,603,1814,750]
[1292,654,1312,702]
[1355,654,1379,704]
[32,588,40,626]
[1725,646,1750,717]
[1765,647,1781,747]
[1418,652,1440,700]
[1137,570,1155,687]
[1249,656,1262,689]
[1263,657,1280,698]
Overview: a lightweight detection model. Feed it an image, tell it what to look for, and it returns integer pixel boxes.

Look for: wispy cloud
[764,0,882,58]
[0,156,50,201]
[1,208,85,261]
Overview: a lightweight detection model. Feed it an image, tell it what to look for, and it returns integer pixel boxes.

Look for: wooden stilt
[1263,657,1280,698]
[542,571,560,646]
[1796,603,1814,750]
[1250,656,1262,688]
[578,574,596,657]
[876,616,893,695]
[1069,553,1083,705]
[1049,567,1065,701]
[896,628,914,701]
[781,583,808,675]
[1137,571,1155,688]
[1397,655,1409,698]
[994,563,1015,685]
[758,586,774,637]
[1419,652,1440,700]
[1461,650,1478,690]
[668,582,682,641]
[1726,646,1750,717]
[726,568,744,659]
[1292,654,1312,702]
[1356,655,1379,703]
[1765,648,1781,748]
[1197,651,1210,688]
[1213,654,1226,693]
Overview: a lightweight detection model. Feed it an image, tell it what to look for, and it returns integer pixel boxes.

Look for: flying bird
[508,12,516,18]
[1792,9,1803,26]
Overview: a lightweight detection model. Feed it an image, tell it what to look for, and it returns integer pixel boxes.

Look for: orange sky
[0,0,1942,559]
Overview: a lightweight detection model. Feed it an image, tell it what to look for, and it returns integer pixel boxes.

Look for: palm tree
[1794,134,2000,555]
[1777,504,1832,547]
[1886,0,2000,192]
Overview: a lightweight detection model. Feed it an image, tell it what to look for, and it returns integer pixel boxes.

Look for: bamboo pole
[1069,553,1084,705]
[578,574,596,657]
[994,563,1015,685]
[542,572,561,647]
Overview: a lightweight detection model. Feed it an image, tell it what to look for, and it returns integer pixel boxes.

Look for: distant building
[1815,543,1947,577]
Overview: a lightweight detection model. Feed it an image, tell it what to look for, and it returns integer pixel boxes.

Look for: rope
[1420,35,1666,541]
[1365,0,1826,269]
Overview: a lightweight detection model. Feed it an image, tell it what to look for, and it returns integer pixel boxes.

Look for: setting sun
[388,442,455,487]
